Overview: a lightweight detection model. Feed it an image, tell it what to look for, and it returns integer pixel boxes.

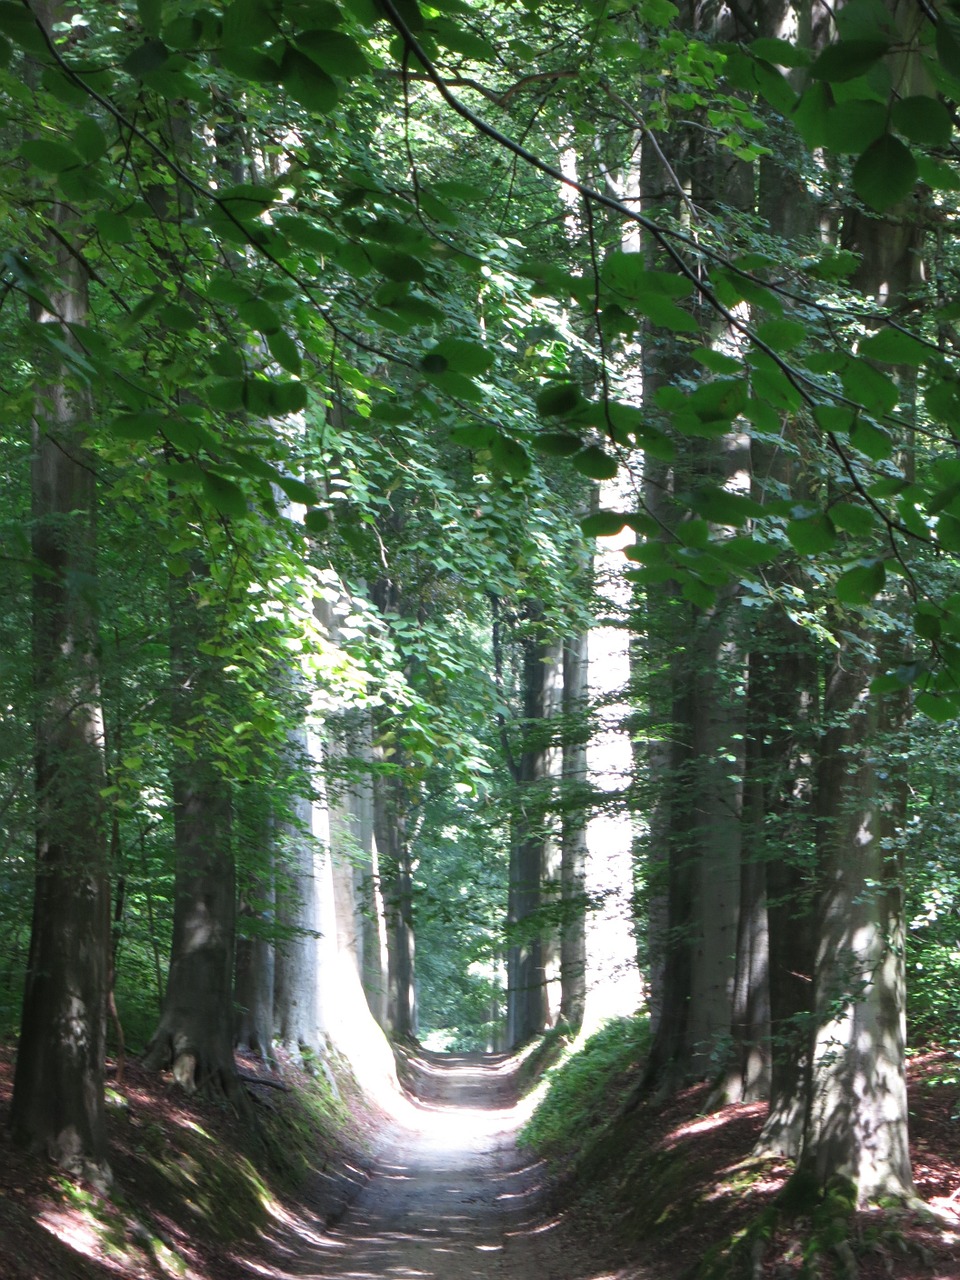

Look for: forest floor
[1,1040,960,1278]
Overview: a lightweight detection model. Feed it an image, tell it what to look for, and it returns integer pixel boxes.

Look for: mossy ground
[0,1042,382,1279]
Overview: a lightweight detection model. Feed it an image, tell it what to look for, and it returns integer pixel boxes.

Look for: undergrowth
[520,1014,650,1159]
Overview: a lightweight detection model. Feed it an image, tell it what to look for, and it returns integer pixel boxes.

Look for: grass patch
[520,1014,650,1161]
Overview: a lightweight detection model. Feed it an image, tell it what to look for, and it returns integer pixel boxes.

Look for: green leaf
[787,513,837,555]
[849,417,893,460]
[717,535,779,567]
[572,445,618,481]
[639,293,699,334]
[275,473,317,504]
[937,514,960,552]
[830,502,877,536]
[835,558,886,604]
[164,418,217,453]
[262,379,307,416]
[158,303,197,333]
[206,378,246,411]
[711,267,783,315]
[859,327,929,367]
[222,0,281,46]
[937,16,960,80]
[218,44,282,81]
[791,82,831,149]
[429,15,496,61]
[891,95,953,146]
[73,117,108,162]
[534,431,582,457]
[57,167,108,202]
[690,486,765,527]
[369,247,427,283]
[276,216,339,257]
[536,383,583,416]
[696,349,741,375]
[602,253,693,300]
[823,99,887,154]
[754,319,807,352]
[915,608,941,641]
[852,135,918,212]
[810,39,889,82]
[450,423,495,448]
[384,0,424,33]
[841,357,899,415]
[123,38,170,76]
[581,511,630,538]
[819,404,855,435]
[219,182,277,215]
[0,0,47,52]
[304,508,330,533]
[20,138,80,172]
[281,47,339,112]
[138,0,162,36]
[750,37,810,68]
[111,410,167,440]
[490,434,531,479]
[202,471,248,517]
[238,298,283,334]
[296,28,370,78]
[682,577,717,610]
[267,329,302,374]
[751,59,798,114]
[94,210,133,244]
[421,338,493,376]
[915,691,959,723]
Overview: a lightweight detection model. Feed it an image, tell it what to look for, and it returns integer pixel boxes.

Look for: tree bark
[560,630,589,1031]
[372,750,418,1041]
[272,730,323,1061]
[143,564,239,1096]
[506,616,560,1046]
[795,644,912,1199]
[234,824,276,1060]
[12,189,111,1180]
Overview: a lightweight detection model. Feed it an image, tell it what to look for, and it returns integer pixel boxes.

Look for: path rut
[260,1050,584,1280]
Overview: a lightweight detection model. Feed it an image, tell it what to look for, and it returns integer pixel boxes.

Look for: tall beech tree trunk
[327,715,387,1024]
[633,0,755,1085]
[234,814,275,1060]
[272,727,323,1060]
[372,752,417,1041]
[560,630,589,1031]
[789,3,923,1198]
[11,181,111,1178]
[507,615,560,1046]
[794,642,912,1198]
[144,562,238,1094]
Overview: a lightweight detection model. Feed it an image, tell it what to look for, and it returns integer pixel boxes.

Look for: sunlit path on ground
[243,1048,623,1280]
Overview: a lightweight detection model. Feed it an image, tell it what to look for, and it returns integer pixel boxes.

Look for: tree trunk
[795,644,912,1200]
[560,630,589,1031]
[234,832,275,1060]
[273,731,323,1061]
[144,564,239,1096]
[506,618,559,1046]
[12,189,111,1180]
[372,754,417,1041]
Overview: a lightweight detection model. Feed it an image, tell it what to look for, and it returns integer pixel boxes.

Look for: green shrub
[520,1013,649,1158]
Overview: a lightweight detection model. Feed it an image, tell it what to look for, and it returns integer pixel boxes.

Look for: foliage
[520,1014,650,1157]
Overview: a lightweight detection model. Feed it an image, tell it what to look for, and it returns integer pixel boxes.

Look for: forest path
[257,1047,605,1280]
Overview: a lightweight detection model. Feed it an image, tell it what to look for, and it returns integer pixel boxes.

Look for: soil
[260,1047,590,1280]
[1,1042,960,1280]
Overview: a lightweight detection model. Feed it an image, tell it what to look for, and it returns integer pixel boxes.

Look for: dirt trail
[264,1049,585,1280]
